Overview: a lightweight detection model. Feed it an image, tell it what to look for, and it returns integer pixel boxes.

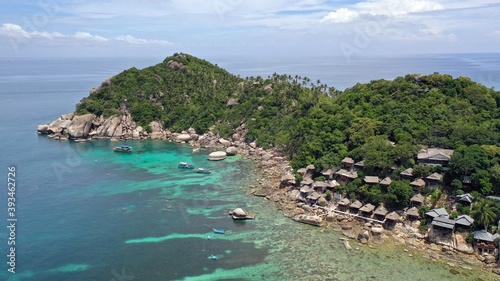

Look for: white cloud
[321,8,359,23]
[320,0,444,24]
[356,0,444,17]
[115,35,172,45]
[73,31,109,41]
[0,23,172,46]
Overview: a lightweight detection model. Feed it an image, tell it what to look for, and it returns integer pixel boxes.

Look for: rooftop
[374,205,388,216]
[329,180,340,188]
[410,178,426,187]
[457,193,474,204]
[350,200,362,209]
[455,214,474,227]
[400,168,413,176]
[426,172,443,181]
[410,193,425,204]
[306,164,315,170]
[426,208,448,218]
[307,192,322,200]
[301,178,314,185]
[338,198,351,205]
[380,177,392,186]
[406,207,420,217]
[431,216,456,230]
[474,229,494,242]
[313,181,329,188]
[364,176,380,184]
[359,203,375,213]
[300,186,314,194]
[335,169,358,179]
[341,157,354,164]
[417,148,454,160]
[386,211,401,221]
[355,160,364,167]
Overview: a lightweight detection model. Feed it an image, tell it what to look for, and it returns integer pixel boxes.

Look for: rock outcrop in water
[37,112,151,141]
[229,208,255,220]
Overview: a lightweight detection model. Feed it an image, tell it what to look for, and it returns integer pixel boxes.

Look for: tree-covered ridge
[77,53,243,133]
[75,54,500,196]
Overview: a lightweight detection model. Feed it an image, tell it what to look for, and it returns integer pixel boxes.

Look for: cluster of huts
[279,147,500,263]
[282,147,455,207]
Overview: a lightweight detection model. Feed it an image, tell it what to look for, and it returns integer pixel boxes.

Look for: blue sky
[1,0,499,58]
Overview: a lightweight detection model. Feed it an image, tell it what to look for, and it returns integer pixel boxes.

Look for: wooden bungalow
[335,169,358,183]
[431,216,455,236]
[417,148,454,167]
[327,180,340,191]
[299,186,315,198]
[301,177,314,186]
[425,172,443,189]
[297,168,307,176]
[306,164,315,173]
[455,214,474,230]
[373,205,388,221]
[379,177,392,188]
[313,181,329,193]
[281,174,296,186]
[359,203,375,217]
[400,168,413,180]
[410,178,426,191]
[354,160,364,170]
[406,207,420,220]
[473,230,496,255]
[321,167,340,180]
[457,193,474,206]
[349,200,362,213]
[337,198,351,211]
[364,176,380,186]
[425,208,448,221]
[307,191,322,205]
[410,193,425,207]
[385,211,400,223]
[341,157,354,169]
[462,175,471,188]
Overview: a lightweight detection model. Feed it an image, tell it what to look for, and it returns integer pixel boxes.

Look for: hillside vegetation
[76,53,500,196]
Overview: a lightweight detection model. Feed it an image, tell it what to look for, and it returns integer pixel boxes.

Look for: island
[38,53,500,275]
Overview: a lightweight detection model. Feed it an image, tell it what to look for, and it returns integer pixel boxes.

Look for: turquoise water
[0,56,497,280]
[0,138,491,280]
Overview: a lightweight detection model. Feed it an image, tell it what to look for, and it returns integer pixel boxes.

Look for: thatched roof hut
[385,211,400,221]
[406,207,420,219]
[359,203,375,213]
[374,205,388,217]
[350,200,362,209]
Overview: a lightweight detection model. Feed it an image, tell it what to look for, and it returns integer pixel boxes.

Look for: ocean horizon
[0,54,498,280]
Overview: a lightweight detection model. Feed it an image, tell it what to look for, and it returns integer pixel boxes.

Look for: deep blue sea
[0,54,499,281]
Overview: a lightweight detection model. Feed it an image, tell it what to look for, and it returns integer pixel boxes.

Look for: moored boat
[113,145,133,152]
[195,168,211,174]
[213,228,225,234]
[178,162,195,169]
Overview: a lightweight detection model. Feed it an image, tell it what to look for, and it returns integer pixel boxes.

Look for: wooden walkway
[315,205,385,224]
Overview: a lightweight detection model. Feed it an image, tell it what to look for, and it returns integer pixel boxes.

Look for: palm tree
[471,199,499,230]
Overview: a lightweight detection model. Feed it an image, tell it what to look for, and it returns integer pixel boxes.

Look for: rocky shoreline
[38,113,499,279]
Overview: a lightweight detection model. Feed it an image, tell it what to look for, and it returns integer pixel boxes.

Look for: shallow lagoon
[0,139,492,280]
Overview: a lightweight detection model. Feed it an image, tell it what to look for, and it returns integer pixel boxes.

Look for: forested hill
[75,53,500,193]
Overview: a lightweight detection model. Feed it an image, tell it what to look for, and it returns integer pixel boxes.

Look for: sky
[0,0,499,58]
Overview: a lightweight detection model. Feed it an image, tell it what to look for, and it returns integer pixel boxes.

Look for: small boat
[207,235,211,240]
[213,229,225,234]
[195,168,211,174]
[211,255,217,260]
[113,145,133,152]
[178,162,194,169]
